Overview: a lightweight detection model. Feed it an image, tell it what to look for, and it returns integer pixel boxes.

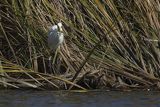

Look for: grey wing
[48,29,59,51]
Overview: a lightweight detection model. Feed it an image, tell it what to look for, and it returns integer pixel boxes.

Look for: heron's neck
[59,33,64,44]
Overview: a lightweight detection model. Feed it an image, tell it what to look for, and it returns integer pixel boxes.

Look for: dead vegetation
[0,0,160,91]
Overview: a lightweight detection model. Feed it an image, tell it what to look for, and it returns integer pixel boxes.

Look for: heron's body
[48,23,64,51]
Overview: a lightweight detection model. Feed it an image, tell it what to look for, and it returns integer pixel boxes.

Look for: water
[0,90,160,107]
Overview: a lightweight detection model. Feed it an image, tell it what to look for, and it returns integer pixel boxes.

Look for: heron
[47,22,64,74]
[48,22,64,51]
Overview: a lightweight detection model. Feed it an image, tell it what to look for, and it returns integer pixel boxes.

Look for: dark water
[0,90,160,107]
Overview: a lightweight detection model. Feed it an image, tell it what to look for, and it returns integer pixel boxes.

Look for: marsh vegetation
[0,0,160,90]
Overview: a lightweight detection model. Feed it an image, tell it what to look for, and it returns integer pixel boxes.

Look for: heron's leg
[48,56,53,74]
[52,47,60,74]
[52,47,59,65]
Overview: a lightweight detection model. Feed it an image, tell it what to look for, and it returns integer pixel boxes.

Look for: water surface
[0,90,160,107]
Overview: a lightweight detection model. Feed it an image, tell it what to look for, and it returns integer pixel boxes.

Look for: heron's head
[57,22,63,32]
[51,25,58,31]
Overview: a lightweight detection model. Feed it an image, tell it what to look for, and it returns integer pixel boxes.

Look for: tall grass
[0,0,160,90]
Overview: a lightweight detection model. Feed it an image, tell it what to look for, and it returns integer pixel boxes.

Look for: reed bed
[0,0,160,90]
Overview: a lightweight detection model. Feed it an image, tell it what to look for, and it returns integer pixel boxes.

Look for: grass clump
[0,0,160,90]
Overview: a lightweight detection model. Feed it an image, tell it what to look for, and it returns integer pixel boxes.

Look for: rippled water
[0,90,160,107]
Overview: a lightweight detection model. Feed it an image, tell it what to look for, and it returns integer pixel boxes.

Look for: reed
[0,0,160,90]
